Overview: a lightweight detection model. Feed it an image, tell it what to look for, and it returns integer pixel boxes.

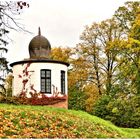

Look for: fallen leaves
[0,104,129,138]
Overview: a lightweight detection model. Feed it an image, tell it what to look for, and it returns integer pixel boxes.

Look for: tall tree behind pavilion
[0,1,29,94]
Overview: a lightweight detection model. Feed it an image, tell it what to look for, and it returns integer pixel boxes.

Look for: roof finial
[38,27,41,36]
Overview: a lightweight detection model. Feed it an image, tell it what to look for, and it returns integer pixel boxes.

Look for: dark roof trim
[10,59,70,67]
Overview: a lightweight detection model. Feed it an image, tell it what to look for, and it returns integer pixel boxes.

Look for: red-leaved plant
[18,91,67,105]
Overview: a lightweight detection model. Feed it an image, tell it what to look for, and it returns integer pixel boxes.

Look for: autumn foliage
[18,92,67,106]
[49,2,140,128]
[1,1,140,131]
[0,104,139,138]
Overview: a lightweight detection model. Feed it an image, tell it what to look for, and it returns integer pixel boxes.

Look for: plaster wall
[12,62,68,97]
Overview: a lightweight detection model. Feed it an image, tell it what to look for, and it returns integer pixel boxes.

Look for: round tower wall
[12,62,68,98]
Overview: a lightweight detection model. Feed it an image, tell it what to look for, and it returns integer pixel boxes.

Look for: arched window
[40,69,51,94]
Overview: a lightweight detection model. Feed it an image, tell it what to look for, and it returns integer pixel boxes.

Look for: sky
[6,0,130,65]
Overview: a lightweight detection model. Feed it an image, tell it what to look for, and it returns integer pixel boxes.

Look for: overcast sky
[6,0,130,64]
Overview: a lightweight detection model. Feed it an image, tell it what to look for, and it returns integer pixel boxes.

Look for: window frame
[40,69,51,94]
[61,70,65,94]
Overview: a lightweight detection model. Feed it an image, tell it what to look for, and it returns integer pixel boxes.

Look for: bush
[0,92,67,106]
[84,84,100,113]
[106,96,140,128]
[93,94,140,128]
[92,95,111,118]
[0,95,5,102]
[0,95,21,105]
[4,73,13,97]
[68,88,86,111]
[17,92,67,105]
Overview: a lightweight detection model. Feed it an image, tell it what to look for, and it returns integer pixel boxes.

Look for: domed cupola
[29,27,51,59]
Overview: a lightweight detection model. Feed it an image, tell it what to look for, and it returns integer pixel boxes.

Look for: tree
[83,83,100,113]
[77,18,123,95]
[113,1,140,95]
[68,55,89,90]
[75,1,140,96]
[0,1,29,94]
[114,1,140,33]
[92,2,140,126]
[116,12,140,95]
[51,46,71,63]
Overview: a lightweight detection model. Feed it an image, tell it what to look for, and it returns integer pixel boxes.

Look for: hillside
[0,104,140,138]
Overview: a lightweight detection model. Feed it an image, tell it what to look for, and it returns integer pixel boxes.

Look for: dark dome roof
[29,27,51,59]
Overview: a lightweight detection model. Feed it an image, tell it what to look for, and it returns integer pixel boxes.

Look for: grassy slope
[0,104,140,138]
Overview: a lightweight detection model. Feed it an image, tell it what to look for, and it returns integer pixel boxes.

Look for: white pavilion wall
[12,62,68,97]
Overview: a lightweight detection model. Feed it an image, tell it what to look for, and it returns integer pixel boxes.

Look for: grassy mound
[0,104,140,138]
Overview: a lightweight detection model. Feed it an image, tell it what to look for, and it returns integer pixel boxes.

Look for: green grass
[0,103,140,138]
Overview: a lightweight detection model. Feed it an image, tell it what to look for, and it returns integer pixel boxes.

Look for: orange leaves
[51,47,72,63]
[0,104,132,138]
[83,84,100,112]
[0,107,84,138]
[68,56,89,89]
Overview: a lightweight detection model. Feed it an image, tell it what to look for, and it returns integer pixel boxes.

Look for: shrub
[93,94,140,128]
[84,84,100,113]
[0,95,5,102]
[106,95,140,128]
[0,95,21,105]
[17,92,67,106]
[92,95,111,118]
[68,88,86,111]
[29,93,67,105]
[4,74,13,97]
[1,91,67,106]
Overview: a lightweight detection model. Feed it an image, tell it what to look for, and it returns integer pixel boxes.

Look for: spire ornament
[38,27,41,36]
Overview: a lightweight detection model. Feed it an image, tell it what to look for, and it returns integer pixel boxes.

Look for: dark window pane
[46,71,51,77]
[46,79,50,84]
[41,71,46,77]
[41,79,45,83]
[61,70,65,94]
[41,87,45,92]
[41,69,51,93]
